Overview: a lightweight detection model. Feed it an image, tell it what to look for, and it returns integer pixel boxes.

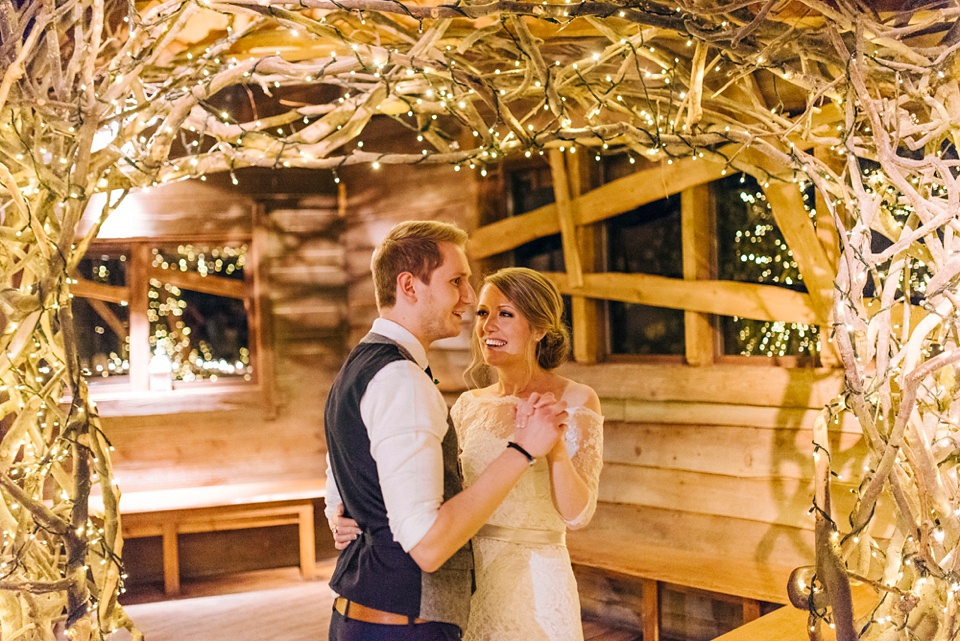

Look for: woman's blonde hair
[466,267,570,386]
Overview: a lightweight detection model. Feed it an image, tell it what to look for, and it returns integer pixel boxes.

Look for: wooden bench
[568,533,801,640]
[95,479,326,596]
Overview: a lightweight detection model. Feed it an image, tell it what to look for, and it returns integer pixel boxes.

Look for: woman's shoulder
[556,377,602,415]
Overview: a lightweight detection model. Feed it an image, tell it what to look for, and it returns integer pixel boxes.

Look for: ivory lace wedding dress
[451,392,604,641]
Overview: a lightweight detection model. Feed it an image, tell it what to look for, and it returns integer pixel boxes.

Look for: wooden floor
[113,560,640,641]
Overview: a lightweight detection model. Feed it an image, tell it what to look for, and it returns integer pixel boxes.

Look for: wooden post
[642,578,660,641]
[548,148,584,287]
[566,150,602,364]
[128,242,151,392]
[814,146,842,368]
[682,183,716,366]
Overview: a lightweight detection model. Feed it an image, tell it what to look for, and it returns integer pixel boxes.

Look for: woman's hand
[328,503,361,550]
[513,392,567,458]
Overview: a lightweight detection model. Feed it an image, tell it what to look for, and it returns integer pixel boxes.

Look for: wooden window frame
[476,148,839,368]
[71,226,274,417]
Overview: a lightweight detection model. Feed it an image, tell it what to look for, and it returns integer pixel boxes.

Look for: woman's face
[474,284,539,367]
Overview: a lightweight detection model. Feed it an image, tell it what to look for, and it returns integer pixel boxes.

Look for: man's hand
[328,503,361,550]
[512,392,567,458]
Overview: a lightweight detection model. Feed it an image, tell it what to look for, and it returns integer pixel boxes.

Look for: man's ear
[396,271,418,303]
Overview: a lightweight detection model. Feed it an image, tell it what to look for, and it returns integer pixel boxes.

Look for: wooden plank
[569,504,811,603]
[89,384,271,417]
[602,400,862,433]
[556,362,844,408]
[713,584,878,641]
[813,147,842,368]
[763,182,835,325]
[546,271,824,325]
[467,203,562,259]
[602,421,867,479]
[568,149,603,364]
[548,149,584,287]
[71,276,130,304]
[642,578,660,641]
[682,183,716,366]
[162,521,180,596]
[596,464,895,535]
[147,264,247,299]
[129,243,151,392]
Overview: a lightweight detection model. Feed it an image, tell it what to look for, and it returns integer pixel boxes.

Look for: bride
[329,266,603,640]
[453,266,603,641]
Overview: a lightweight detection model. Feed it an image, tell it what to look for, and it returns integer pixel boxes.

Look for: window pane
[149,244,252,382]
[606,195,684,355]
[75,250,130,380]
[715,174,820,358]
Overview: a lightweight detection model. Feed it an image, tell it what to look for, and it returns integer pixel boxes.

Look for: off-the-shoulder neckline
[457,391,603,419]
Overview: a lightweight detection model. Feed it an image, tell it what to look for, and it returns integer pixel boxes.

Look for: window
[73,240,259,394]
[605,195,684,356]
[714,173,820,359]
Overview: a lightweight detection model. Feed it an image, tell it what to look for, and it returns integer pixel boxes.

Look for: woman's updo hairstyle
[482,267,571,370]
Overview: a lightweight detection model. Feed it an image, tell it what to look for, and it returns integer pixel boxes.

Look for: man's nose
[462,282,476,305]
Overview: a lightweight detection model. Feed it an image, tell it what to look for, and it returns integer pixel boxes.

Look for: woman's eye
[476,310,487,317]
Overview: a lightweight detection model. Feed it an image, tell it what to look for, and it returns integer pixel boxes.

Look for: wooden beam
[147,265,247,299]
[763,182,835,325]
[548,149,584,287]
[128,243,151,392]
[565,149,603,364]
[681,184,716,366]
[642,578,660,641]
[557,362,845,409]
[546,271,824,325]
[71,276,129,304]
[712,584,877,641]
[470,139,807,260]
[88,298,129,342]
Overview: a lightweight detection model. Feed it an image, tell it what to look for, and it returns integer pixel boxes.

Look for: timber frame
[472,148,842,367]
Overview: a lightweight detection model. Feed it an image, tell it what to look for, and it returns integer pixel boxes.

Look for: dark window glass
[715,173,820,358]
[149,243,252,383]
[75,250,130,380]
[606,195,684,355]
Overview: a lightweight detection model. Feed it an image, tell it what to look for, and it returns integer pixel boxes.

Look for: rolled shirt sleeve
[360,359,449,552]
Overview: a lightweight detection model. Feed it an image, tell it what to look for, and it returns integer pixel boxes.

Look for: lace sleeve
[562,407,604,529]
[450,393,468,441]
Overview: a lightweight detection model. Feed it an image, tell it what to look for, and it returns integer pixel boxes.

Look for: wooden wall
[91,122,872,609]
[85,169,347,583]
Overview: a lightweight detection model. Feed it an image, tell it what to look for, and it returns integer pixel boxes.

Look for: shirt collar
[371,318,429,369]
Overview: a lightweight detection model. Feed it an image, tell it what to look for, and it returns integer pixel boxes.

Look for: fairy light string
[2,1,960,639]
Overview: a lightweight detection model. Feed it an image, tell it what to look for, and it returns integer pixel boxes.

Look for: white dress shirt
[324,318,448,552]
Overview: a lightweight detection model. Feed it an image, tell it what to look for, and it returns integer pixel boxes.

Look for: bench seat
[95,479,326,596]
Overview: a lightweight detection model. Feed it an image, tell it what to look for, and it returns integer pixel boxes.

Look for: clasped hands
[512,391,568,459]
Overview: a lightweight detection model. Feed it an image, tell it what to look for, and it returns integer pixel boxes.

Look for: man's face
[416,242,475,343]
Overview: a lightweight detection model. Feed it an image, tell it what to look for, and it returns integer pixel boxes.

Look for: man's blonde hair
[371,220,469,309]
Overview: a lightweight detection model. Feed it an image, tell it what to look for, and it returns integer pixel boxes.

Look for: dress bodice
[450,392,604,530]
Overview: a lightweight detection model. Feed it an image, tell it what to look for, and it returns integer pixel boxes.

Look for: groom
[324,220,566,640]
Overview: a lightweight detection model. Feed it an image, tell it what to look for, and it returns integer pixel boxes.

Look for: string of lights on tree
[2,0,960,639]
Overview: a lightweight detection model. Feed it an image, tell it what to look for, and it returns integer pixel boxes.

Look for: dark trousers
[329,610,461,641]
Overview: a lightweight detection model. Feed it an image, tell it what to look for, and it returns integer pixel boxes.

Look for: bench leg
[162,522,180,596]
[298,504,316,580]
[642,578,659,641]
